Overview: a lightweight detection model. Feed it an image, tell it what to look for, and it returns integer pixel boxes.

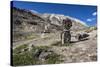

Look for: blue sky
[11,1,97,26]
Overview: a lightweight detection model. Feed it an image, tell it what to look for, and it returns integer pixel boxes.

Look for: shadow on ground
[51,38,89,46]
[70,38,89,43]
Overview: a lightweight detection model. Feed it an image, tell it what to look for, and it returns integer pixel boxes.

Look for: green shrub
[13,45,63,66]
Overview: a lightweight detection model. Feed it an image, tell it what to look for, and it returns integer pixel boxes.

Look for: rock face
[12,7,45,33]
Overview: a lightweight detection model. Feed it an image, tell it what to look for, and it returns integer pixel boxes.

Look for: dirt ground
[13,30,97,63]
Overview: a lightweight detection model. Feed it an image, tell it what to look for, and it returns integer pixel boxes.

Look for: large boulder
[76,32,89,41]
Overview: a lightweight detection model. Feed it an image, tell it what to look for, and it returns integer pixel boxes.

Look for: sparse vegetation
[13,33,39,42]
[13,44,28,54]
[85,26,97,33]
[13,44,63,66]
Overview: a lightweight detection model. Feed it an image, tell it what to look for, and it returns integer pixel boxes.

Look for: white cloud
[92,12,97,16]
[30,10,38,14]
[87,19,92,22]
[86,18,95,22]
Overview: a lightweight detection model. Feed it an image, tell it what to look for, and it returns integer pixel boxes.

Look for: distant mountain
[42,13,88,31]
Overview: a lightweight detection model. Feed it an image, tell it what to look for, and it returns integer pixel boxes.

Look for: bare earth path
[13,32,60,49]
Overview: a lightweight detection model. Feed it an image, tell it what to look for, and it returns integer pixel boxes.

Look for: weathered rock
[33,49,42,58]
[76,32,89,41]
[39,51,52,61]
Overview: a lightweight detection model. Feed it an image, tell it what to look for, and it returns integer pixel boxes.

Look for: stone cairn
[61,18,72,45]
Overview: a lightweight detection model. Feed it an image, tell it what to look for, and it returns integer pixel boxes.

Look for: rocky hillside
[12,7,88,32]
[12,7,88,41]
[12,7,97,66]
[12,7,45,33]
